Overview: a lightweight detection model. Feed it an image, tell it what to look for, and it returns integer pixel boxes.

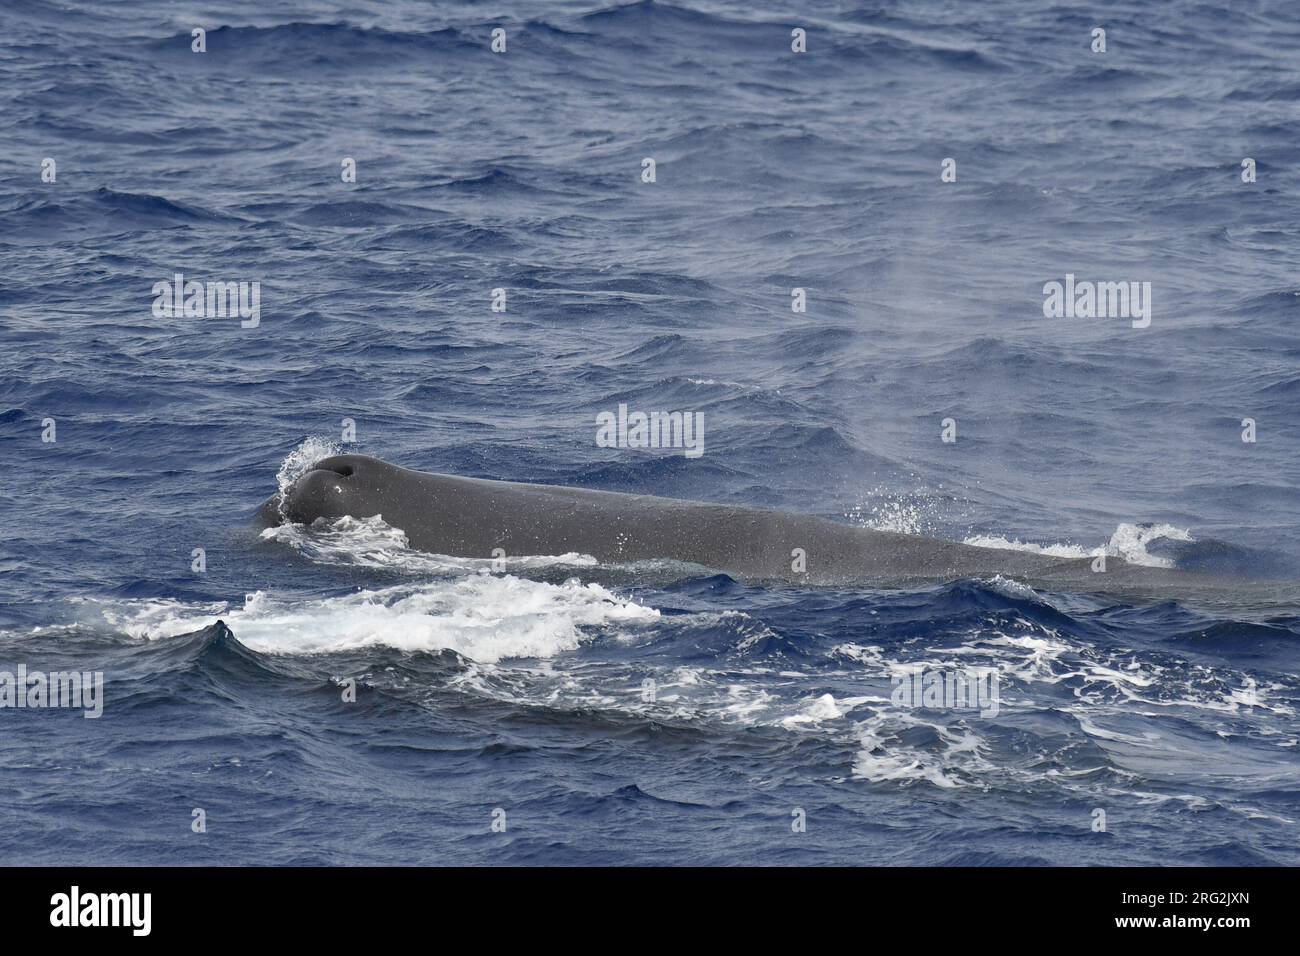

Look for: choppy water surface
[1,0,1298,864]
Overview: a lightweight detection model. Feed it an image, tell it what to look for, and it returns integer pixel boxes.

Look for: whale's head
[256,453,396,528]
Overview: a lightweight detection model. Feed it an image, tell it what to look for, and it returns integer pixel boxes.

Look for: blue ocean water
[1,0,1298,865]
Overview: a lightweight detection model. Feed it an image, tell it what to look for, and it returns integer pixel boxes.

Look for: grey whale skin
[258,454,1256,600]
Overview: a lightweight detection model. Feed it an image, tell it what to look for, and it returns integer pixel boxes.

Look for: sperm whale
[254,454,1286,604]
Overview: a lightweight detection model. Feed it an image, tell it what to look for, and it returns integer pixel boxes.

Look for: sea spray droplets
[845,486,934,535]
[844,483,970,537]
[274,436,342,512]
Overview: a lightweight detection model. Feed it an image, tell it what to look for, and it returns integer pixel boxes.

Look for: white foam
[963,522,1193,569]
[261,513,597,575]
[780,693,846,728]
[981,575,1041,598]
[93,575,659,664]
[851,710,991,790]
[962,534,1092,559]
[833,643,886,667]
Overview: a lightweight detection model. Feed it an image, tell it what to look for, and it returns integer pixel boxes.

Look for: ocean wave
[5,0,1300,866]
[0,187,239,239]
[146,22,479,69]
